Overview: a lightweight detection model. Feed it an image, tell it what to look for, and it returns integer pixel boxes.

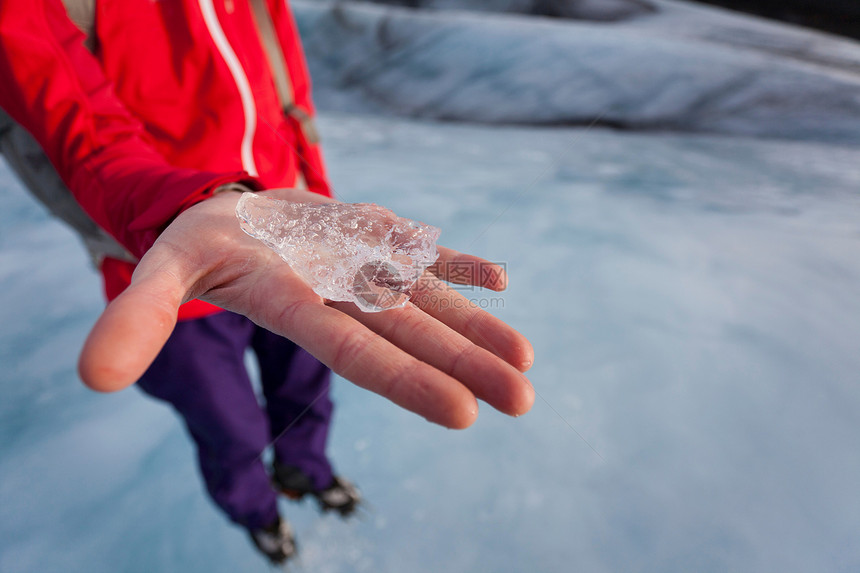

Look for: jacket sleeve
[274,0,332,197]
[0,0,260,258]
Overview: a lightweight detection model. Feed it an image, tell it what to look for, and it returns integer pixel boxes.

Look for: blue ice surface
[2,112,860,573]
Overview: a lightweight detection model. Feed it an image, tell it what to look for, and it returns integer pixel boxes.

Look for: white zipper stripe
[199,0,259,177]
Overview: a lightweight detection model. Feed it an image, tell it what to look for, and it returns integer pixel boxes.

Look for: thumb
[78,265,188,392]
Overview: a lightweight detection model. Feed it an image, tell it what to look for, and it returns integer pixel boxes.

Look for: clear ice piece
[236,193,441,312]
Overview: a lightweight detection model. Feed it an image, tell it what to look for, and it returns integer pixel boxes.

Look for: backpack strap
[62,0,96,53]
[249,0,320,144]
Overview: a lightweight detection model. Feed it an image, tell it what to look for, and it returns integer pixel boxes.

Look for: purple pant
[136,311,333,530]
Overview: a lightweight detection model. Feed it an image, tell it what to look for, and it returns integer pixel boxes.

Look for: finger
[78,256,189,392]
[410,275,535,372]
[429,246,508,291]
[332,301,534,417]
[260,299,480,429]
[198,238,482,429]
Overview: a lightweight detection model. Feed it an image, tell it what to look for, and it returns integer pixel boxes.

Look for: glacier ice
[236,193,440,312]
[294,0,860,143]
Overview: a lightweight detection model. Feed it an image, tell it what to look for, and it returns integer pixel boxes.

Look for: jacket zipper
[198,0,260,177]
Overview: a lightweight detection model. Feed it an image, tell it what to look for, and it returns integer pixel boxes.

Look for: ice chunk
[236,193,440,312]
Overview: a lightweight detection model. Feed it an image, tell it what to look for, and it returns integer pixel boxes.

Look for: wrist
[213,182,255,195]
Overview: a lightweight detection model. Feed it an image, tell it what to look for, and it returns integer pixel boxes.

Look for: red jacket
[0,0,331,318]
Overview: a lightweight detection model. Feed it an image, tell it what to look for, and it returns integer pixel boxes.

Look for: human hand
[78,188,534,428]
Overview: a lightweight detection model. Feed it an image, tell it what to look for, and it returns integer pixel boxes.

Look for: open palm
[79,188,535,428]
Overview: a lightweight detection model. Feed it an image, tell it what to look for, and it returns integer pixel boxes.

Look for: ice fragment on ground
[236,193,440,312]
